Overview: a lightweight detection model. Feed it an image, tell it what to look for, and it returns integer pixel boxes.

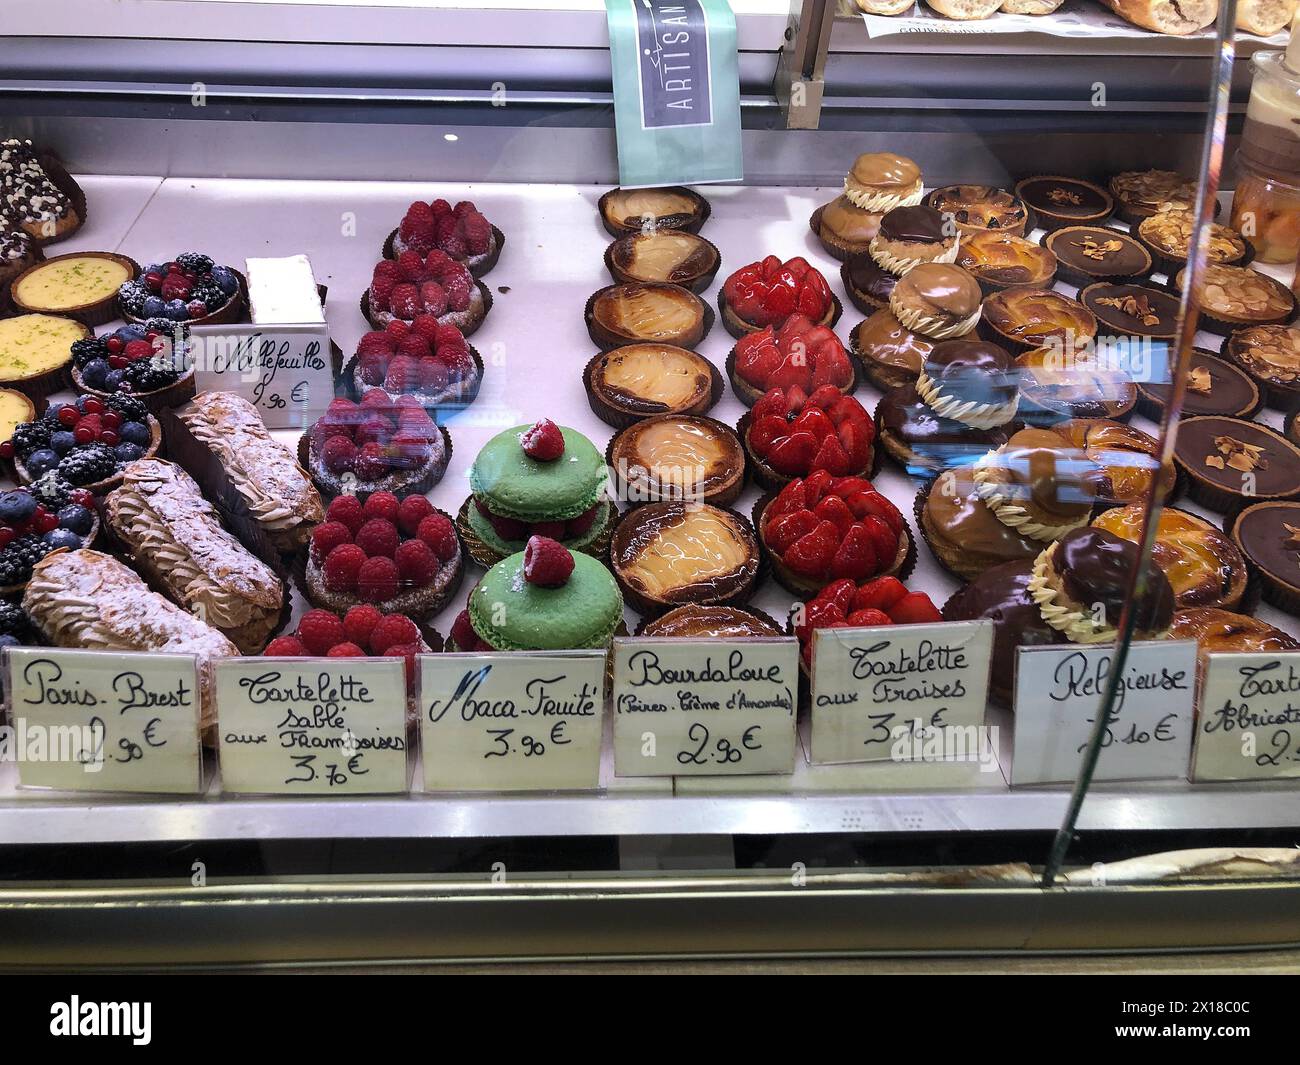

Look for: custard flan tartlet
[604,230,720,293]
[10,251,138,327]
[583,342,721,428]
[607,415,746,509]
[598,186,710,237]
[585,282,710,351]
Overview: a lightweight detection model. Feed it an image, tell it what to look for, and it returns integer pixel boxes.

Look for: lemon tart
[584,342,720,427]
[585,282,710,351]
[10,251,138,326]
[0,388,36,443]
[0,313,87,399]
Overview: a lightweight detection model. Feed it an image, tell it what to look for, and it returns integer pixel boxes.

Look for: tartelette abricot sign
[190,323,334,429]
[611,637,798,776]
[421,652,606,791]
[1193,651,1300,782]
[5,647,203,794]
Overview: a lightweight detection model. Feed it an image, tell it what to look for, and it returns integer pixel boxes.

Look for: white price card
[809,620,992,765]
[215,658,409,794]
[611,637,798,776]
[5,647,202,794]
[190,322,334,428]
[1192,652,1300,782]
[1011,640,1197,785]
[421,652,605,792]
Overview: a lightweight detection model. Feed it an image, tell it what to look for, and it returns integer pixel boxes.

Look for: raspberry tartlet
[461,419,614,565]
[729,313,855,407]
[302,493,464,620]
[300,389,451,501]
[756,471,913,596]
[363,249,490,337]
[719,255,840,339]
[345,318,481,413]
[793,575,943,670]
[385,198,503,277]
[740,384,875,492]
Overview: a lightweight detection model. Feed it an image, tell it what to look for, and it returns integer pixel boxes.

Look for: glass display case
[1,0,1299,968]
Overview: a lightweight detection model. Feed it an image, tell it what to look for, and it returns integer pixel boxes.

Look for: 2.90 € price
[676,722,763,767]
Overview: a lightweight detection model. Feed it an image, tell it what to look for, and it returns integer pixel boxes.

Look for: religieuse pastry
[812,152,921,260]
[104,459,285,655]
[451,536,625,651]
[463,419,613,563]
[741,386,875,490]
[605,229,720,293]
[365,250,490,337]
[848,306,937,392]
[719,255,839,338]
[10,252,138,328]
[387,198,502,277]
[868,205,961,274]
[608,414,747,507]
[0,312,87,400]
[586,282,710,350]
[793,575,943,669]
[956,231,1057,295]
[1109,169,1197,223]
[1093,505,1249,612]
[888,262,983,339]
[1175,262,1296,334]
[584,343,722,429]
[925,185,1031,237]
[1042,226,1153,287]
[876,338,1020,477]
[1013,176,1114,230]
[1173,415,1300,513]
[1136,348,1262,421]
[116,252,245,326]
[729,313,855,406]
[0,139,81,243]
[840,251,901,315]
[598,186,711,237]
[1231,500,1300,616]
[1222,324,1300,410]
[176,391,325,553]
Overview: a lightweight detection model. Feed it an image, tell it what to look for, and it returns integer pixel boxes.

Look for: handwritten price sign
[215,658,409,794]
[420,652,605,791]
[611,637,798,776]
[5,647,203,794]
[1193,652,1300,781]
[190,323,334,428]
[1011,640,1197,785]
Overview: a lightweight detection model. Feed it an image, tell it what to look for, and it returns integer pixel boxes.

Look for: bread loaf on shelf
[1097,0,1218,35]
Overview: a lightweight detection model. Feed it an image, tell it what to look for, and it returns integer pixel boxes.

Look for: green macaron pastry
[468,418,614,556]
[466,539,624,651]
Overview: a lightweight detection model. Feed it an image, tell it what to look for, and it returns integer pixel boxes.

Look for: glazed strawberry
[845,608,892,628]
[860,515,899,568]
[723,256,834,329]
[887,592,943,625]
[734,314,851,395]
[794,577,940,665]
[748,388,873,482]
[784,520,840,577]
[794,596,844,644]
[523,535,574,587]
[764,509,819,555]
[765,431,818,477]
[851,576,908,614]
[830,523,877,581]
[813,494,855,538]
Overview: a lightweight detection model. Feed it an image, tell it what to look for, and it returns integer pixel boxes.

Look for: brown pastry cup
[1173,415,1300,515]
[716,287,842,342]
[0,507,100,598]
[597,187,711,239]
[1231,501,1300,617]
[29,153,86,248]
[581,347,724,430]
[737,409,874,494]
[848,318,925,393]
[297,421,451,504]
[752,491,915,598]
[808,203,874,263]
[1039,226,1154,288]
[1218,330,1300,413]
[1286,406,1300,448]
[1134,370,1263,422]
[725,344,858,409]
[583,283,713,352]
[122,267,247,328]
[384,224,506,280]
[610,503,761,618]
[632,604,784,638]
[604,418,746,509]
[10,252,140,327]
[14,414,162,496]
[603,232,721,294]
[455,494,617,569]
[339,343,484,417]
[70,364,198,415]
[360,281,493,338]
[1014,175,1114,231]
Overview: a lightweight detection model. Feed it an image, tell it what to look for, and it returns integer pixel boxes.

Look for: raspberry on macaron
[520,418,564,462]
[522,535,574,588]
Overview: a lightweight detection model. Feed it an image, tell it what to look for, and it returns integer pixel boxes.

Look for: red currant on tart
[744,384,875,489]
[793,576,943,668]
[731,313,855,405]
[720,255,838,337]
[758,469,911,595]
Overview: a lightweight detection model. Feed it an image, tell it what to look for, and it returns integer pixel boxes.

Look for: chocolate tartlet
[1109,169,1197,224]
[1028,526,1175,644]
[1049,418,1175,507]
[812,195,882,261]
[925,185,1030,237]
[1136,348,1261,421]
[980,288,1098,355]
[1232,500,1300,616]
[914,338,1019,431]
[956,231,1057,295]
[1222,324,1300,410]
[877,385,1013,479]
[585,282,709,351]
[1175,263,1296,335]
[849,309,935,392]
[1014,176,1114,230]
[608,415,746,508]
[1174,415,1300,513]
[843,152,924,213]
[1043,226,1153,287]
[1168,608,1300,668]
[1136,207,1249,273]
[598,186,709,237]
[584,343,720,428]
[605,230,720,293]
[869,205,959,274]
[841,252,899,315]
[1015,346,1138,422]
[1094,505,1249,611]
[610,501,760,617]
[1079,283,1180,342]
[941,560,1066,707]
[639,603,782,639]
[888,262,983,341]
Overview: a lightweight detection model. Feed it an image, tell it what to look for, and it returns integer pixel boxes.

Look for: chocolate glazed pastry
[841,252,899,315]
[914,338,1019,430]
[1232,501,1300,617]
[869,205,958,274]
[1044,226,1153,287]
[1013,175,1114,230]
[877,385,1013,479]
[1136,348,1261,421]
[1174,415,1300,513]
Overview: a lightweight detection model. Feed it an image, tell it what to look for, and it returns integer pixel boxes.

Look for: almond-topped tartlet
[1043,225,1153,287]
[585,282,709,351]
[1109,169,1197,224]
[605,230,720,293]
[1222,324,1300,410]
[956,231,1057,294]
[979,287,1098,355]
[729,313,855,406]
[1174,262,1296,335]
[584,343,720,428]
[598,186,710,237]
[609,415,746,508]
[1136,206,1249,272]
[719,255,839,339]
[1079,283,1180,342]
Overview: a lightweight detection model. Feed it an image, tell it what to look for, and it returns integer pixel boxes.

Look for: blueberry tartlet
[0,479,99,592]
[69,319,195,413]
[117,252,244,326]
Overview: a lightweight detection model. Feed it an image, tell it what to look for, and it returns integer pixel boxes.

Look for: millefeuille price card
[1011,640,1197,785]
[189,323,334,429]
[421,652,606,792]
[1192,652,1300,782]
[215,658,409,795]
[5,647,203,794]
[809,620,992,766]
[611,637,798,776]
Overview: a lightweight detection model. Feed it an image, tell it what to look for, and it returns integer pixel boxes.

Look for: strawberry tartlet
[719,255,840,339]
[741,384,875,491]
[729,313,855,407]
[793,575,943,669]
[364,249,489,337]
[387,198,503,277]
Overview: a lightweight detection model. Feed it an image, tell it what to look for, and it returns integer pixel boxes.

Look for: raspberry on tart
[757,470,912,596]
[719,255,839,339]
[365,250,489,336]
[742,384,875,491]
[350,319,480,412]
[730,313,855,406]
[792,575,942,669]
[389,198,502,278]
